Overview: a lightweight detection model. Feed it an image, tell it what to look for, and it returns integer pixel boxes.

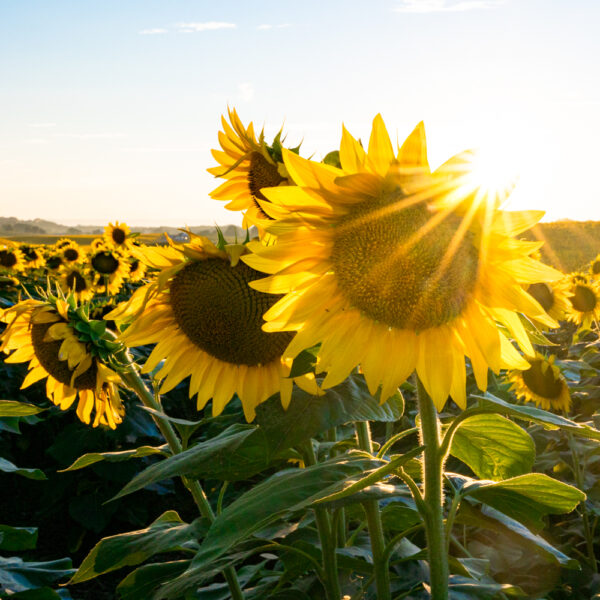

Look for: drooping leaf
[256,373,404,456]
[0,457,46,480]
[0,400,45,417]
[0,556,74,593]
[0,525,38,551]
[3,588,73,599]
[450,414,535,480]
[464,473,585,529]
[476,392,600,441]
[60,445,168,472]
[447,574,526,599]
[69,511,207,584]
[112,425,270,500]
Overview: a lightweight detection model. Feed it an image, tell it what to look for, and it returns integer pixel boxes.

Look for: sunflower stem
[416,378,449,600]
[354,421,391,600]
[119,365,245,600]
[301,440,342,600]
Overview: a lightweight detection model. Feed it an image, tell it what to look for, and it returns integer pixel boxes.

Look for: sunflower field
[2,111,600,600]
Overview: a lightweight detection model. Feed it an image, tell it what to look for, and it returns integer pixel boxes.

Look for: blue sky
[1,0,599,226]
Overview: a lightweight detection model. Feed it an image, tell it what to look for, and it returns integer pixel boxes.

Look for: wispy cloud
[139,28,167,35]
[394,0,504,13]
[238,82,254,102]
[257,23,291,30]
[175,21,236,33]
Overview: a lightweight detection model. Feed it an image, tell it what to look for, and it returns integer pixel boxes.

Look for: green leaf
[3,587,71,599]
[0,400,45,417]
[456,502,579,568]
[157,454,381,599]
[477,392,600,441]
[465,473,585,529]
[0,557,74,593]
[287,347,318,378]
[60,445,168,472]
[313,446,424,504]
[0,457,46,480]
[448,575,526,598]
[112,425,270,500]
[450,414,535,480]
[69,511,206,584]
[0,525,38,551]
[116,561,190,600]
[256,374,404,455]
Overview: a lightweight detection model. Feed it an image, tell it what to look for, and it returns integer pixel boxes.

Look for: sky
[1,0,599,227]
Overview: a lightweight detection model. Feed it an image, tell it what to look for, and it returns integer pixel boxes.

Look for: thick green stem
[416,379,449,600]
[303,440,342,600]
[355,421,391,600]
[120,366,245,600]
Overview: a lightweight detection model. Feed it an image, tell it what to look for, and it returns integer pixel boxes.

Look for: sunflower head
[0,246,25,272]
[61,243,84,265]
[565,276,600,329]
[590,254,600,278]
[0,296,124,428]
[60,265,95,302]
[127,256,146,282]
[208,108,295,230]
[526,281,571,323]
[244,114,563,410]
[20,245,45,269]
[509,353,571,413]
[90,248,129,295]
[45,253,64,272]
[104,222,132,250]
[108,233,320,421]
[55,238,74,250]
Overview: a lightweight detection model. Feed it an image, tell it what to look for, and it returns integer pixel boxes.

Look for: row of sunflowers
[1,109,600,599]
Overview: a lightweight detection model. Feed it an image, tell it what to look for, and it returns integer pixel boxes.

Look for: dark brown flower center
[22,247,38,261]
[30,321,96,390]
[570,284,597,313]
[522,359,564,399]
[46,256,63,270]
[528,283,554,312]
[63,248,79,262]
[66,271,88,292]
[92,252,120,275]
[592,260,600,275]
[169,258,293,366]
[248,151,284,219]
[112,228,126,245]
[331,195,479,330]
[0,250,18,268]
[130,260,140,273]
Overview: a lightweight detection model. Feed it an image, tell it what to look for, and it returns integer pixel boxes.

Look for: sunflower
[509,352,571,412]
[55,238,74,250]
[20,245,46,269]
[127,256,146,282]
[104,221,133,251]
[90,237,108,252]
[61,243,84,265]
[565,276,600,329]
[526,281,571,323]
[60,265,95,302]
[90,248,129,295]
[243,115,563,410]
[0,246,25,273]
[208,108,291,230]
[106,234,320,422]
[0,299,124,428]
[44,253,64,272]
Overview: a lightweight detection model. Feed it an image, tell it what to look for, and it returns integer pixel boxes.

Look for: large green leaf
[0,457,46,480]
[60,445,168,472]
[0,525,37,551]
[465,473,585,529]
[112,425,270,500]
[456,502,578,568]
[69,511,206,584]
[477,392,600,441]
[447,575,526,599]
[256,373,404,455]
[116,561,190,600]
[155,455,381,599]
[0,557,74,593]
[450,414,535,480]
[4,588,72,599]
[0,400,45,417]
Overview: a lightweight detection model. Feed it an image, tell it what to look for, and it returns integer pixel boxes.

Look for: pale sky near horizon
[1,0,599,227]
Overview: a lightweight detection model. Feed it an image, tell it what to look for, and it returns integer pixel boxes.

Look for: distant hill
[524,220,600,273]
[0,217,251,243]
